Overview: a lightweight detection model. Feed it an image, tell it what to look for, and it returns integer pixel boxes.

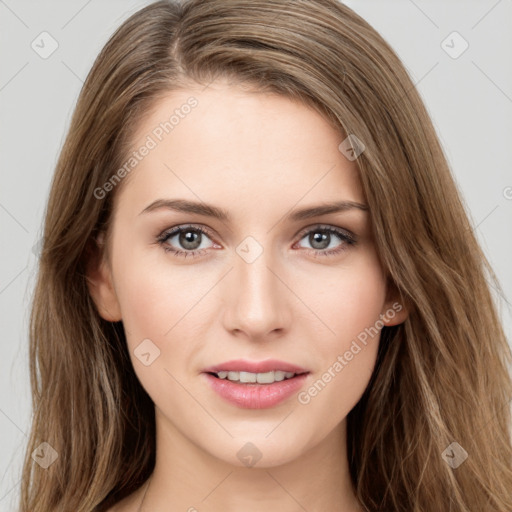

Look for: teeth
[215,370,297,383]
[240,371,257,383]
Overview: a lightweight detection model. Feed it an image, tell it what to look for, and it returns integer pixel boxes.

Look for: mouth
[206,370,309,384]
[201,359,311,409]
[202,358,309,376]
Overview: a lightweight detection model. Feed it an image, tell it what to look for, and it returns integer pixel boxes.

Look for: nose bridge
[224,235,288,337]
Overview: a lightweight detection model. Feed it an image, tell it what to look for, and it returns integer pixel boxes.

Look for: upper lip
[202,359,309,374]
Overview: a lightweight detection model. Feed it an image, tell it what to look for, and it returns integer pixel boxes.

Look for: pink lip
[202,358,309,374]
[203,372,309,409]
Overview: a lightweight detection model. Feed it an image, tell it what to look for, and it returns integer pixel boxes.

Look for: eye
[156,223,356,259]
[294,225,356,257]
[156,224,217,259]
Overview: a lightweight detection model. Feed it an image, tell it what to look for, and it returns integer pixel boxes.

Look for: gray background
[1,0,511,510]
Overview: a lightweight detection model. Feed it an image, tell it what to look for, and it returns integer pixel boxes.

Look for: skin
[87,78,408,512]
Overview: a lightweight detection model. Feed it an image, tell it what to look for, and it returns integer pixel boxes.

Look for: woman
[19,0,512,511]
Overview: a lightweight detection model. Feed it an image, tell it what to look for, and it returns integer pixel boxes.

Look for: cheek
[111,238,201,343]
[111,254,199,401]
[113,265,173,342]
[111,247,219,398]
[297,248,387,343]
[329,268,386,341]
[294,253,386,422]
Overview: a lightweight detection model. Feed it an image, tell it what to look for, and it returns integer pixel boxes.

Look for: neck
[139,407,361,512]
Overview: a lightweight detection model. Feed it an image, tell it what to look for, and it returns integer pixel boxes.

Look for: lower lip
[203,373,309,409]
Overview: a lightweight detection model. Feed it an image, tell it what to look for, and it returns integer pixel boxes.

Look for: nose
[221,245,292,341]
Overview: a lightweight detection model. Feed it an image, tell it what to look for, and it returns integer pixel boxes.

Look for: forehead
[115,80,365,221]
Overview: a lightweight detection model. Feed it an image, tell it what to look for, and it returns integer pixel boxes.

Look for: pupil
[180,230,201,250]
[311,231,329,250]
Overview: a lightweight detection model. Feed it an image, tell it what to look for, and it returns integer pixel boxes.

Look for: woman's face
[88,79,406,468]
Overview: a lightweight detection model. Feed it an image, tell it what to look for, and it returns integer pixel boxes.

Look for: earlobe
[381,281,409,327]
[85,233,122,322]
[381,300,408,327]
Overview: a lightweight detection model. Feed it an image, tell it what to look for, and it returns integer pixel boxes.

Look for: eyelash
[156,224,356,259]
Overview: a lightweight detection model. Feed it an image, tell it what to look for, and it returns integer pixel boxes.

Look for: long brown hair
[19,1,512,510]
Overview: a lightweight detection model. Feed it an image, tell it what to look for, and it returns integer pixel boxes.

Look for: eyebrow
[139,198,368,222]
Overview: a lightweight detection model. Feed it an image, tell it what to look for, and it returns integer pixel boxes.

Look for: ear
[380,278,409,327]
[85,232,122,322]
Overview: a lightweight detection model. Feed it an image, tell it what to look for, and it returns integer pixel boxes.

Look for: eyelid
[157,223,218,245]
[294,223,356,244]
[157,223,355,244]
